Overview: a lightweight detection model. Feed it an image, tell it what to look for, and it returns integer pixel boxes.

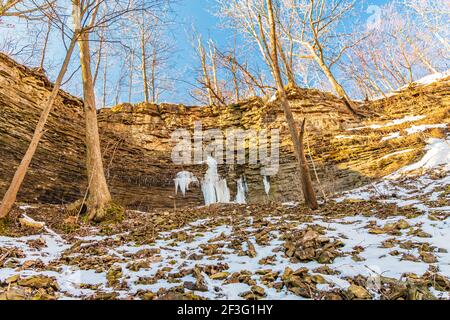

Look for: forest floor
[1,142,449,300]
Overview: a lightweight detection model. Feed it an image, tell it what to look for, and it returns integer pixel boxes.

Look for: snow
[2,131,450,300]
[379,123,447,142]
[201,156,231,205]
[405,124,447,135]
[335,135,356,140]
[268,92,277,103]
[348,115,425,131]
[381,132,400,142]
[235,177,247,204]
[19,213,45,228]
[3,156,450,299]
[332,162,450,288]
[394,138,450,175]
[282,201,299,208]
[174,171,198,196]
[379,149,414,160]
[371,70,449,101]
[408,70,450,87]
[388,115,427,126]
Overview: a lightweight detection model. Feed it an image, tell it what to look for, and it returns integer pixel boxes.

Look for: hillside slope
[0,133,448,300]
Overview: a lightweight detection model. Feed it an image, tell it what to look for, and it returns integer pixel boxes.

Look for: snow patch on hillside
[348,115,425,131]
[394,138,450,175]
[401,70,450,89]
[371,69,450,101]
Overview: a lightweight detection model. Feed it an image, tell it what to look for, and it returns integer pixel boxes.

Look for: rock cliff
[0,53,448,210]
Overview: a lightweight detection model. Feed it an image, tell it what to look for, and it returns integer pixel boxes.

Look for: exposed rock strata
[0,53,448,210]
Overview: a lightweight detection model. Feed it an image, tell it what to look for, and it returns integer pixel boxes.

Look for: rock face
[0,53,189,210]
[0,53,448,210]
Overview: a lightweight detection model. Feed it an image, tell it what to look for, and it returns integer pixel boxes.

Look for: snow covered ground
[1,137,449,300]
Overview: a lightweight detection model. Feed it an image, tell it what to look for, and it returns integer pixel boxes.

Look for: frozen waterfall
[201,156,231,204]
[263,176,270,195]
[235,177,248,204]
[174,171,198,196]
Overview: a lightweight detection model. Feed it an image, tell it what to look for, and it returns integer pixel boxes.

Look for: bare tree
[267,0,318,209]
[120,2,173,104]
[216,0,363,117]
[71,0,116,222]
[402,0,450,52]
[341,1,448,100]
[0,33,78,219]
[280,0,364,117]
[192,33,228,106]
[1,0,170,220]
[214,46,271,98]
[39,15,52,69]
[0,0,51,18]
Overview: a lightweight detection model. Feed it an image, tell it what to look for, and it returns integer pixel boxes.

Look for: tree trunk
[404,33,437,74]
[0,36,78,218]
[277,40,296,87]
[77,30,112,221]
[298,119,318,206]
[267,0,318,210]
[39,18,52,70]
[151,46,157,103]
[141,28,150,103]
[92,28,104,87]
[309,48,362,118]
[102,46,108,108]
[198,40,213,105]
[231,60,240,102]
[128,48,134,102]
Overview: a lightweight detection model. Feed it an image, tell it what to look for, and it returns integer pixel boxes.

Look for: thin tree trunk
[209,45,222,103]
[267,0,318,210]
[198,39,213,105]
[92,28,104,87]
[102,45,108,108]
[299,119,320,203]
[77,30,112,221]
[151,46,156,103]
[404,33,438,74]
[309,47,362,118]
[39,18,52,69]
[231,34,240,102]
[0,36,78,218]
[231,59,240,102]
[141,28,150,103]
[128,48,134,102]
[277,40,296,87]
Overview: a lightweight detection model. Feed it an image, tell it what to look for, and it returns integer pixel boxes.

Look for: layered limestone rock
[0,53,191,210]
[0,53,448,210]
[97,89,359,205]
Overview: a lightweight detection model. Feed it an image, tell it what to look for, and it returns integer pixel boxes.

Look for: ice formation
[235,177,248,204]
[174,171,198,196]
[263,176,271,195]
[201,156,231,205]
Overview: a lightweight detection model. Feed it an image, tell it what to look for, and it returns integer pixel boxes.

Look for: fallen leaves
[0,192,448,300]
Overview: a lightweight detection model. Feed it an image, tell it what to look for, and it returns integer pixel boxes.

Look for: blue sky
[0,0,393,105]
[166,0,392,104]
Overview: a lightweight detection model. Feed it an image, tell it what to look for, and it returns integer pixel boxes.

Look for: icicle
[174,171,198,196]
[201,156,231,205]
[263,176,270,195]
[216,179,231,203]
[235,177,247,204]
